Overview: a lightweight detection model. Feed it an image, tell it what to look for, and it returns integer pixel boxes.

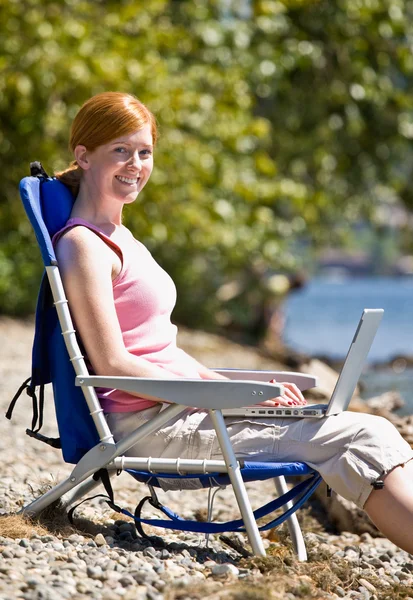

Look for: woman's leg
[219,411,413,553]
[364,459,413,554]
[108,407,413,551]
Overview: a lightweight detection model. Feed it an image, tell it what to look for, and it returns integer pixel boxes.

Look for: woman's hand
[258,379,307,407]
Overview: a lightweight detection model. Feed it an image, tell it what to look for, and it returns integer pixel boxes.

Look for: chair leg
[19,477,79,517]
[61,472,115,509]
[19,442,118,517]
[209,410,266,557]
[19,468,117,518]
[274,476,307,561]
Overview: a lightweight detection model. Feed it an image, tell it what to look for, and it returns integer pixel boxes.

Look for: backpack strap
[6,376,61,449]
[67,469,122,525]
[6,377,32,421]
[6,376,41,431]
[26,427,62,449]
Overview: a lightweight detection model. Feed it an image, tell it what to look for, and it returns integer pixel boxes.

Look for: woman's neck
[71,187,123,230]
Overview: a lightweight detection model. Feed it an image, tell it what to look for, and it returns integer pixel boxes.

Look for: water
[283,276,413,414]
[359,368,413,416]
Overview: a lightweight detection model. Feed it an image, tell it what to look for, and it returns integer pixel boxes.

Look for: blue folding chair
[7,164,322,560]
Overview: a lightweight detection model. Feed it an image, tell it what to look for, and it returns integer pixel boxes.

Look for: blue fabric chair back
[19,177,74,265]
[20,176,99,463]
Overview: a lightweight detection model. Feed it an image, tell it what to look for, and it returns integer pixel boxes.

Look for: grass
[2,482,412,600]
[0,514,50,539]
[0,480,114,541]
[165,543,413,600]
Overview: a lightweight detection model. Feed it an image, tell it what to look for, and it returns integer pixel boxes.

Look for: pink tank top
[53,218,200,412]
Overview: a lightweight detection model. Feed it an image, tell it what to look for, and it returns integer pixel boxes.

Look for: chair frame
[18,243,319,560]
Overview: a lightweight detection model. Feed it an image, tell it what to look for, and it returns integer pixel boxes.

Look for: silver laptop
[222,308,383,419]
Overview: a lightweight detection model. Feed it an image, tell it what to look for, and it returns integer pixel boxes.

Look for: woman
[54,91,413,553]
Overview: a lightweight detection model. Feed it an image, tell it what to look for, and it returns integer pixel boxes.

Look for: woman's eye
[140,149,152,157]
[115,147,127,153]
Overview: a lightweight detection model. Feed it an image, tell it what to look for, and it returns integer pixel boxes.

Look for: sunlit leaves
[1,0,413,331]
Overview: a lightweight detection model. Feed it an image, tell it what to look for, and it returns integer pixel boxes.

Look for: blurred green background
[2,0,413,339]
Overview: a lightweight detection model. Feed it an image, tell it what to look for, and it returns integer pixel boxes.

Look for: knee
[351,413,398,444]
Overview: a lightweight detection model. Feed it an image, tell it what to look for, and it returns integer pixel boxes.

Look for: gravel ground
[1,317,413,600]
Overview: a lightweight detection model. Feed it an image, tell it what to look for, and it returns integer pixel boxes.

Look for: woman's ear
[74,145,90,170]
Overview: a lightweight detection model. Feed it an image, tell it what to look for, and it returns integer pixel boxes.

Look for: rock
[365,391,405,412]
[301,359,346,400]
[203,560,217,569]
[86,565,103,580]
[143,546,158,558]
[369,557,384,568]
[335,585,346,597]
[67,534,85,544]
[118,575,136,587]
[312,487,379,536]
[358,578,376,593]
[318,542,338,556]
[211,563,239,577]
[123,586,148,600]
[94,533,106,546]
[2,317,413,600]
[25,577,45,588]
[163,561,187,578]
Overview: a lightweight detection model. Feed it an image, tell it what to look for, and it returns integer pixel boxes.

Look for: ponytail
[55,161,82,198]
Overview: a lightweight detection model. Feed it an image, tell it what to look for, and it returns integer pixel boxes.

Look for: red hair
[56,92,157,196]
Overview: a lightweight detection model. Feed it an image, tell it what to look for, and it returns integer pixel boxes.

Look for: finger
[270,379,306,403]
[282,388,304,405]
[284,386,306,405]
[282,382,306,403]
[259,397,292,407]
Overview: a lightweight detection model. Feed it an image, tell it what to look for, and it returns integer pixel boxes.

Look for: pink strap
[52,218,123,260]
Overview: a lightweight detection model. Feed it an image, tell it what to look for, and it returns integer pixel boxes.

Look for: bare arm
[179,353,229,380]
[55,228,181,384]
[55,227,305,407]
[178,351,306,406]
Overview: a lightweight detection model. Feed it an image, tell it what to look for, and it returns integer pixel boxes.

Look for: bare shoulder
[56,225,103,252]
[55,226,113,269]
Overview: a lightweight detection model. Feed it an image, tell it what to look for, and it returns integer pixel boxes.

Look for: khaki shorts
[106,407,413,508]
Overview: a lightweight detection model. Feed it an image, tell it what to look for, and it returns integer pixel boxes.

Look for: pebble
[211,563,239,577]
[2,324,413,600]
[94,533,106,546]
[0,508,412,600]
[358,578,376,593]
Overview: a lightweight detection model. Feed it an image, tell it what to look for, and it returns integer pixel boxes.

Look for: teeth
[116,175,137,184]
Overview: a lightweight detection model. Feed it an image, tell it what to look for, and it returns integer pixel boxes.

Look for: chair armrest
[213,369,318,391]
[75,376,284,409]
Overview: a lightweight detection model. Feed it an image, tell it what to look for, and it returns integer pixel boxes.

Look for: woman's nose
[128,152,141,170]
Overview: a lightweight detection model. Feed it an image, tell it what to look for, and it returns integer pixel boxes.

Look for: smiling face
[75,124,154,205]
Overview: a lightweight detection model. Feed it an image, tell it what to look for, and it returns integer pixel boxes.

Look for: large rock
[313,484,380,536]
[301,359,362,402]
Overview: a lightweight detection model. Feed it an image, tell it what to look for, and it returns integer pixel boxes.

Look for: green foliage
[1,0,413,332]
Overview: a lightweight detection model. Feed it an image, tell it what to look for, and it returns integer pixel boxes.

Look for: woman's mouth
[116,175,138,186]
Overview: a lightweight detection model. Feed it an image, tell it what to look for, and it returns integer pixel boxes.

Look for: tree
[250,0,413,241]
[1,0,413,336]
